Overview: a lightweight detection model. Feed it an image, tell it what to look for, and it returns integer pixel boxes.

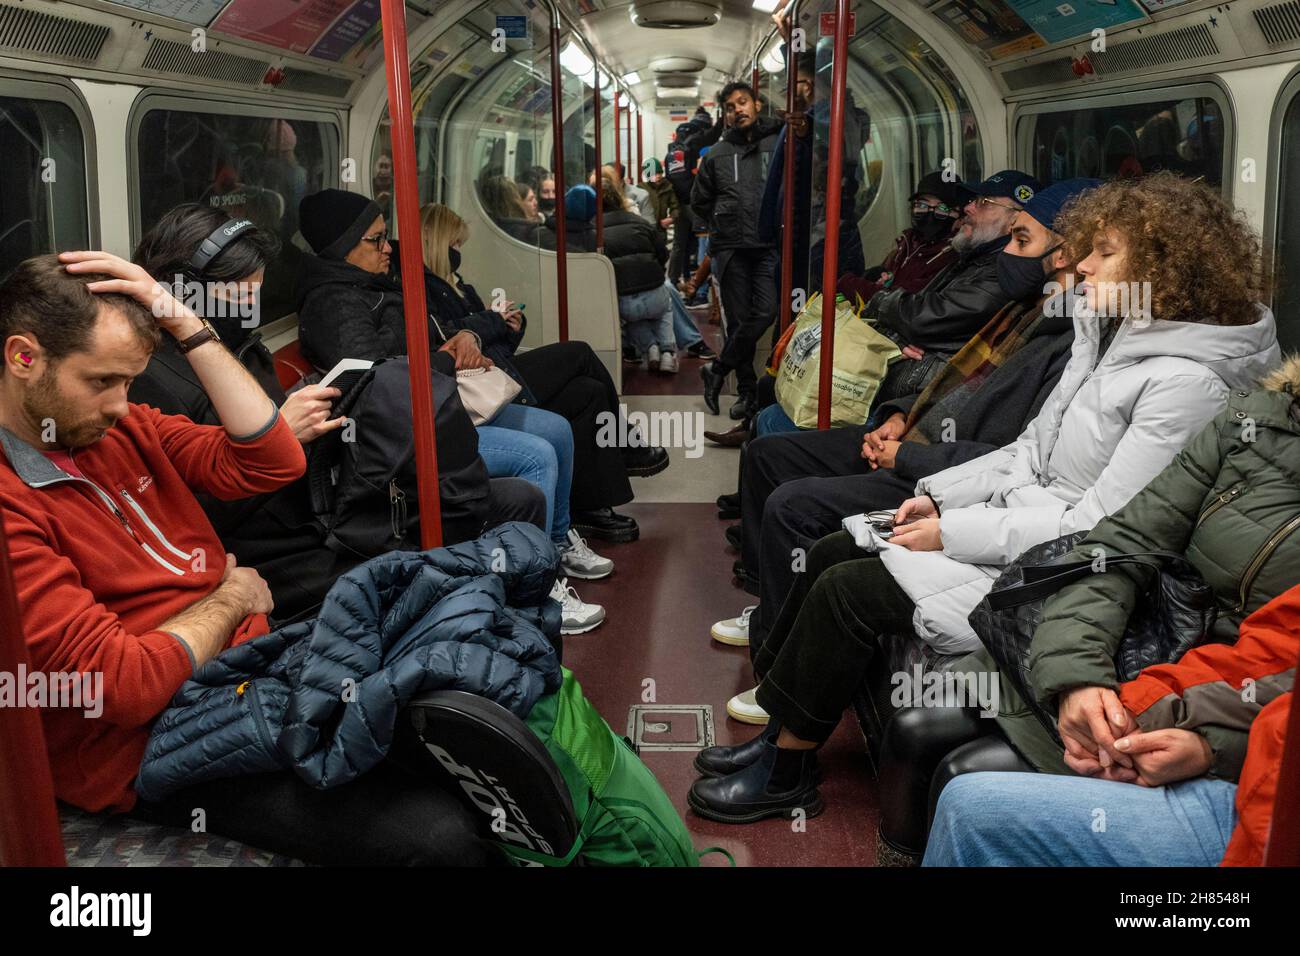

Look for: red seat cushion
[273,340,312,391]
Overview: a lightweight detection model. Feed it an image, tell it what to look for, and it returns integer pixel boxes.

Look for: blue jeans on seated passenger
[922,772,1237,867]
[666,280,703,349]
[619,285,676,356]
[476,403,574,546]
[755,401,800,436]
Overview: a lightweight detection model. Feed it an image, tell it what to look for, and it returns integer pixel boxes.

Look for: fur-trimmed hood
[1261,353,1300,395]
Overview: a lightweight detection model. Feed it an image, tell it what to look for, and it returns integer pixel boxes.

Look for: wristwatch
[176,320,220,354]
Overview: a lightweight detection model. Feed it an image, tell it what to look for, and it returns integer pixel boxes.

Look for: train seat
[59,804,304,867]
[273,338,313,391]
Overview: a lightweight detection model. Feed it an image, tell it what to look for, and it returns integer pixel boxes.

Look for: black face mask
[996,244,1060,301]
[538,197,556,214]
[448,246,462,272]
[912,211,950,242]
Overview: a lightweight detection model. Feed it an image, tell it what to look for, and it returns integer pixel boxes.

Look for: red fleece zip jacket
[0,404,305,813]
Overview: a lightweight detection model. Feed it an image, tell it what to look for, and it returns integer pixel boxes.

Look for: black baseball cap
[964,170,1043,205]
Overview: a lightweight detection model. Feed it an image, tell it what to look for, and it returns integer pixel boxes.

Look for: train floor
[563,315,880,866]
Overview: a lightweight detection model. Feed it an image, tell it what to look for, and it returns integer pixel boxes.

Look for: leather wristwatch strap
[176,321,220,354]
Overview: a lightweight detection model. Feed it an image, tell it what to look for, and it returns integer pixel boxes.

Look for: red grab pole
[594,60,604,251]
[817,0,850,431]
[1265,664,1300,865]
[778,2,800,333]
[613,91,621,177]
[547,5,570,341]
[0,507,65,866]
[380,0,442,547]
[636,111,644,183]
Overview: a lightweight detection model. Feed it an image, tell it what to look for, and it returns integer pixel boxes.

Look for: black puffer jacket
[602,208,668,296]
[295,254,456,378]
[867,234,1013,356]
[690,115,783,250]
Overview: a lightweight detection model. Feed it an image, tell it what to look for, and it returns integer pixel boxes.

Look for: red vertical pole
[0,508,66,866]
[637,111,644,183]
[613,91,621,178]
[594,60,604,250]
[779,24,797,333]
[1265,666,1300,865]
[548,9,570,341]
[817,0,850,431]
[380,0,442,546]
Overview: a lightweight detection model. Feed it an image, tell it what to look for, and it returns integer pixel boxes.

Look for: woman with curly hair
[685,172,1281,825]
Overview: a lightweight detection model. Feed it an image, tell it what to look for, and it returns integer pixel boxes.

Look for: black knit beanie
[299,189,382,259]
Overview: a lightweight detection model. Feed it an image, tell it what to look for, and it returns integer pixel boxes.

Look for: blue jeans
[923,772,1238,867]
[619,285,675,355]
[755,401,800,435]
[476,403,574,545]
[667,281,703,349]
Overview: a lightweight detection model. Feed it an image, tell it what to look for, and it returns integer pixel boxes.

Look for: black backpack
[308,357,491,558]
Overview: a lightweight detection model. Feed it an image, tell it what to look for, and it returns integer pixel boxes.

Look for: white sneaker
[727,686,770,725]
[560,528,614,580]
[549,577,606,634]
[658,350,679,374]
[647,344,661,367]
[711,606,756,647]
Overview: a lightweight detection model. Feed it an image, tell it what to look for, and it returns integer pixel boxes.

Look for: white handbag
[455,366,522,425]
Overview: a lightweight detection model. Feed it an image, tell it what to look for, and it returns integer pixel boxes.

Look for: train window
[1272,76,1300,353]
[133,103,339,324]
[0,84,91,280]
[1019,87,1229,189]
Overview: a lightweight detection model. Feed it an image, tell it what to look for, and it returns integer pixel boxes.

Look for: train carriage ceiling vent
[630,1,722,29]
[651,56,708,72]
[657,73,701,87]
[1002,23,1218,92]
[1254,0,1300,45]
[141,38,270,86]
[0,2,109,63]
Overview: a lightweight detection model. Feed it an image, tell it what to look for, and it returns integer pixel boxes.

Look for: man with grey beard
[864,170,1041,388]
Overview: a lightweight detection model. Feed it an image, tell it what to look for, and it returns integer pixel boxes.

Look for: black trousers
[513,340,633,512]
[753,530,916,743]
[670,206,695,283]
[740,427,916,658]
[130,760,502,866]
[714,248,779,394]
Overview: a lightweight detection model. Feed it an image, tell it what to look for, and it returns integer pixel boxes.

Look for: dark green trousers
[754,531,917,743]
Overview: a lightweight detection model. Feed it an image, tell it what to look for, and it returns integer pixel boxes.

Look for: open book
[319,358,374,393]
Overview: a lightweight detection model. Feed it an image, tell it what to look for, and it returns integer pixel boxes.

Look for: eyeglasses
[361,231,389,248]
[912,201,960,218]
[973,197,1019,212]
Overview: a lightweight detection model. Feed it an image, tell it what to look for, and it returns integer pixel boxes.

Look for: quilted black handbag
[968,532,1218,741]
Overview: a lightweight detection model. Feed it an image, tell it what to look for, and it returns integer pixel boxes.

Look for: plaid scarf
[904,298,1048,445]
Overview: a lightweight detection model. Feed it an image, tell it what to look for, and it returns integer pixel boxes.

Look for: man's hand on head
[59,251,203,339]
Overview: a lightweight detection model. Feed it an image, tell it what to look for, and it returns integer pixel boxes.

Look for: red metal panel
[817,0,851,430]
[0,506,65,866]
[548,11,570,341]
[380,0,442,547]
[1265,658,1300,865]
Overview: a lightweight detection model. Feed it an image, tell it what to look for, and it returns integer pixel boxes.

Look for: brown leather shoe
[704,422,750,447]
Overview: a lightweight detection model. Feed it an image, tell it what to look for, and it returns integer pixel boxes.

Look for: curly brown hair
[1055,172,1270,326]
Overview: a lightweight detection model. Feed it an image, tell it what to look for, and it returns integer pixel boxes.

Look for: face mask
[539,197,556,213]
[448,246,462,272]
[911,211,949,242]
[996,244,1060,301]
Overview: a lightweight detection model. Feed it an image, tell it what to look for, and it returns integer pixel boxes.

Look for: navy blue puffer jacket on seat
[135,522,563,802]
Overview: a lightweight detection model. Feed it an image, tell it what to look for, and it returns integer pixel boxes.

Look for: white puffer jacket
[845,299,1281,655]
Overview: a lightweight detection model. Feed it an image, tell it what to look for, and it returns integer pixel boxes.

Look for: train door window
[0,82,92,280]
[1272,75,1300,353]
[133,103,339,324]
[1018,86,1230,189]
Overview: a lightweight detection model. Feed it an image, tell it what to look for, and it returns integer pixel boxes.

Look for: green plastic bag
[774,292,901,429]
[507,668,699,867]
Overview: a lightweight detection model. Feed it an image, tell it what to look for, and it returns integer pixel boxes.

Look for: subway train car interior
[2,0,1299,896]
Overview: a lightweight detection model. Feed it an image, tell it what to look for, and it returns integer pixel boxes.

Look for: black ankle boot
[693,723,779,778]
[622,444,669,478]
[701,362,725,415]
[687,741,822,824]
[571,507,639,543]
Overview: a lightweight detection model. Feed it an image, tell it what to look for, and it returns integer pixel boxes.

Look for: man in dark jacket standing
[694,82,784,418]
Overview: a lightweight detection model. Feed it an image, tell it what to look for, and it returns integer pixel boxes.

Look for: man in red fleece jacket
[0,251,305,814]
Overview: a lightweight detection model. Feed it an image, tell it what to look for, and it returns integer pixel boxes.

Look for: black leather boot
[571,507,639,543]
[621,443,669,478]
[700,362,725,415]
[716,491,740,519]
[693,722,779,778]
[687,741,822,824]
